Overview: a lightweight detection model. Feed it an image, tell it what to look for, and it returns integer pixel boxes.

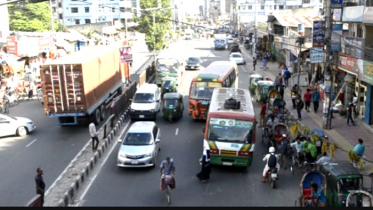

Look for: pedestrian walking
[196,148,211,183]
[296,97,304,121]
[262,51,268,69]
[253,58,257,71]
[28,82,34,100]
[280,63,287,76]
[260,102,267,127]
[303,89,312,112]
[35,168,45,207]
[352,139,365,168]
[312,88,320,113]
[274,74,280,90]
[291,85,298,109]
[89,122,99,151]
[347,102,357,126]
[279,84,285,100]
[283,68,291,86]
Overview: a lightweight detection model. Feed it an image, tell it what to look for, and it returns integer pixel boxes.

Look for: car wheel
[100,104,106,120]
[94,109,101,125]
[17,126,28,137]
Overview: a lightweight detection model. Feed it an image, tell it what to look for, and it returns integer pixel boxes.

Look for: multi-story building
[334,0,373,128]
[51,0,141,26]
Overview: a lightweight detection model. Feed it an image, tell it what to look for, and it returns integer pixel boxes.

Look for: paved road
[0,46,161,206]
[78,39,303,207]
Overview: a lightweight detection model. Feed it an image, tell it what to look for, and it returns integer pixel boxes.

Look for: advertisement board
[312,21,325,48]
[310,48,323,63]
[363,7,373,24]
[342,6,364,22]
[120,47,133,63]
[362,61,373,85]
[341,36,364,59]
[331,24,342,52]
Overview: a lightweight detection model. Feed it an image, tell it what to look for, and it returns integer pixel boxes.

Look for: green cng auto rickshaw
[161,77,178,98]
[319,161,368,207]
[248,74,264,94]
[162,93,184,122]
[255,80,275,103]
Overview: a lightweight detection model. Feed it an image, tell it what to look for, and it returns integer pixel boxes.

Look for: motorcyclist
[262,147,280,182]
[160,157,175,191]
[303,141,318,163]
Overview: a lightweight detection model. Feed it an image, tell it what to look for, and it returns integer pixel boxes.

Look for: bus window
[190,82,221,100]
[225,77,231,87]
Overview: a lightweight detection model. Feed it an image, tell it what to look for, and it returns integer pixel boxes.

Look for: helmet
[282,134,287,138]
[269,147,275,153]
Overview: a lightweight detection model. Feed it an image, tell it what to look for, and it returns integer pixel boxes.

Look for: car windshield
[164,99,179,107]
[188,57,199,63]
[215,39,225,44]
[133,93,154,103]
[232,54,242,58]
[190,82,221,100]
[261,86,274,94]
[123,133,152,145]
[156,58,178,68]
[162,81,173,88]
[208,118,254,143]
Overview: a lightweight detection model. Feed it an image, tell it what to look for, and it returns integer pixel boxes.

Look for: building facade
[0,3,10,44]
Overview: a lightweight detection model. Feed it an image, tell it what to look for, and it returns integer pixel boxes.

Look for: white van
[130,83,161,120]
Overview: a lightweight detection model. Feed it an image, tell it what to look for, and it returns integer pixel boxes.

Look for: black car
[185,57,202,70]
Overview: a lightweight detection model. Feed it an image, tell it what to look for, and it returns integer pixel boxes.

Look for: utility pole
[322,0,332,129]
[49,0,54,31]
[253,0,257,54]
[296,37,305,93]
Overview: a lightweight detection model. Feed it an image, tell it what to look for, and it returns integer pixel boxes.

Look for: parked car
[229,52,246,65]
[117,121,161,168]
[185,57,202,70]
[0,114,36,137]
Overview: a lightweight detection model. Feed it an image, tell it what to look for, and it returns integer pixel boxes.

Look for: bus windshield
[190,82,222,100]
[156,58,178,68]
[208,118,254,143]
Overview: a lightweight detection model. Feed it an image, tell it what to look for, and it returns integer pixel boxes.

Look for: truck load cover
[41,45,129,116]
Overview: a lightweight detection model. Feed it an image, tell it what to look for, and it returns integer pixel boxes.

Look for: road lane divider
[40,108,131,207]
[26,139,37,147]
[175,128,179,136]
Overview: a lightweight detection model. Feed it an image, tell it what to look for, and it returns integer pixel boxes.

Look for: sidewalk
[240,48,373,182]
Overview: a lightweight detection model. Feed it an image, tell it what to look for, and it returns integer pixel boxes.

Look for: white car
[229,52,246,65]
[0,114,36,137]
[117,121,161,168]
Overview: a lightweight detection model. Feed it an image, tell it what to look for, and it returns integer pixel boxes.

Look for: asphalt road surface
[0,50,155,206]
[77,39,303,207]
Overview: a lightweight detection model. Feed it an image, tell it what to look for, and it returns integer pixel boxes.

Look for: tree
[134,0,172,52]
[8,2,53,32]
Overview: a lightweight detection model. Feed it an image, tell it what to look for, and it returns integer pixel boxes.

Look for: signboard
[119,47,132,63]
[6,36,17,55]
[332,8,342,21]
[298,24,304,36]
[331,24,342,52]
[341,36,364,59]
[342,6,364,22]
[310,48,323,63]
[291,72,309,87]
[338,54,357,72]
[363,7,373,24]
[331,0,343,7]
[362,61,373,85]
[312,21,325,48]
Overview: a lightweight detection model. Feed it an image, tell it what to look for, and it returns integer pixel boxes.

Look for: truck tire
[100,105,106,120]
[94,109,101,125]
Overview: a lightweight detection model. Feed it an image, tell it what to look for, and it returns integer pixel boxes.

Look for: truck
[184,29,194,40]
[214,34,227,50]
[40,45,130,126]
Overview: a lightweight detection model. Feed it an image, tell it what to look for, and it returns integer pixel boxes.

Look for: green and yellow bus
[203,88,256,168]
[188,61,238,120]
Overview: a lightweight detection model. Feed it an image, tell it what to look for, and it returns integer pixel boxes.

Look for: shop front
[362,60,373,125]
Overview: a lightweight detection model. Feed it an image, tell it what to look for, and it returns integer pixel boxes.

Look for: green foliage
[133,0,172,52]
[8,2,53,32]
[55,21,67,32]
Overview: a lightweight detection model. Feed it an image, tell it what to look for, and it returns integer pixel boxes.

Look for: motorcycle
[267,168,278,189]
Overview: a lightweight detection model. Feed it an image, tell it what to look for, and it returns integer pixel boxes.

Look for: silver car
[0,114,36,137]
[229,52,246,65]
[117,121,161,168]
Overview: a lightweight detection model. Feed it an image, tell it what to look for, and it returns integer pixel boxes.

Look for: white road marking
[175,128,179,136]
[78,121,131,203]
[71,144,75,147]
[240,81,242,84]
[26,139,37,147]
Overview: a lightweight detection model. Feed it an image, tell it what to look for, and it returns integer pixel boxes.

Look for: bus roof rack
[224,97,240,109]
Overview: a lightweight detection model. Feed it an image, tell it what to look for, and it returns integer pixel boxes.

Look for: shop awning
[268,15,323,28]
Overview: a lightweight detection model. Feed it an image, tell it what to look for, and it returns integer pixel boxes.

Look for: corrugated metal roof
[270,15,323,28]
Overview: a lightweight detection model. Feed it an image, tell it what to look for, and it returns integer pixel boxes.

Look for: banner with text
[310,48,323,63]
[312,21,325,48]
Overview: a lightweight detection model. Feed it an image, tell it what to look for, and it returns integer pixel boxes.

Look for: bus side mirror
[202,126,205,133]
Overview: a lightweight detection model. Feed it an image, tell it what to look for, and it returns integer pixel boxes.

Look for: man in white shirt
[316,152,331,166]
[89,122,99,151]
[262,147,280,182]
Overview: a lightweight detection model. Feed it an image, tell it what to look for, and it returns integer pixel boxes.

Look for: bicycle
[162,175,173,204]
